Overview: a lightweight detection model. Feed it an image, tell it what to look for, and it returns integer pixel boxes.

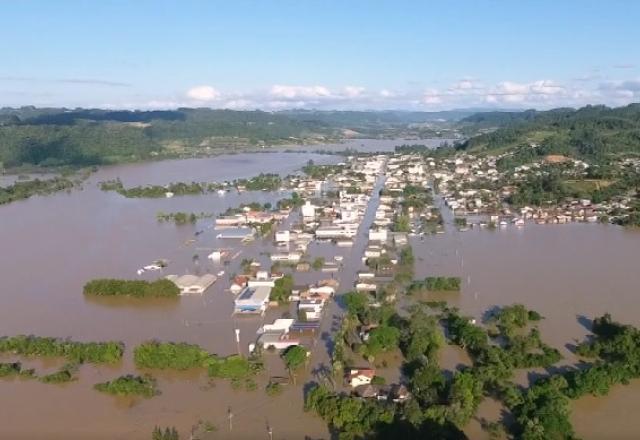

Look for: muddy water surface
[2,147,640,439]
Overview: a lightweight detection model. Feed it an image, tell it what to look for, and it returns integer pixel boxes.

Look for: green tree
[282,345,308,384]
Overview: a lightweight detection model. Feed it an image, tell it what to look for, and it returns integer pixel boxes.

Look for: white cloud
[485,80,566,104]
[269,85,331,100]
[449,79,478,91]
[186,85,221,101]
[423,89,442,105]
[343,86,365,97]
[91,76,640,111]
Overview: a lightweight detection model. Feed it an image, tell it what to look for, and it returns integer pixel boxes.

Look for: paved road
[306,173,386,387]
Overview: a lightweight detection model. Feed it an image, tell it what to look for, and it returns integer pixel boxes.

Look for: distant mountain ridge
[0,107,474,169]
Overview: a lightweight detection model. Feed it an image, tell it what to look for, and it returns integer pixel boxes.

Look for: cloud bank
[169,76,640,111]
[3,74,640,111]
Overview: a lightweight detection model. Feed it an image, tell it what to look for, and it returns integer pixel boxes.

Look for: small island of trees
[94,374,158,398]
[133,341,263,390]
[83,279,180,298]
[156,211,213,225]
[0,335,124,364]
[408,276,461,294]
[0,176,76,205]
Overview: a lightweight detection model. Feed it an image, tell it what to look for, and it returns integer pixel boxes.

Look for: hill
[458,104,640,161]
[0,108,474,170]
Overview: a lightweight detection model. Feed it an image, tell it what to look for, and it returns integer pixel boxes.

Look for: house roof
[348,368,375,379]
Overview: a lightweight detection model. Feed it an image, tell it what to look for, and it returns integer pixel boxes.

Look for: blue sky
[1,0,639,110]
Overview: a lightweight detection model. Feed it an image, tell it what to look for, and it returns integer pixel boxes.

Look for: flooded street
[2,147,640,438]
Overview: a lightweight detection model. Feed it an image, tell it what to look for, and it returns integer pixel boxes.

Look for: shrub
[266,381,283,396]
[134,342,210,370]
[0,335,124,364]
[94,374,158,398]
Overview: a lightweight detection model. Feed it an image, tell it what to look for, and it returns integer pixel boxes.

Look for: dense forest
[458,104,640,160]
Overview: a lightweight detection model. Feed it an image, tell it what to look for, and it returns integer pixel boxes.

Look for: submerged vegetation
[0,362,36,379]
[408,276,461,294]
[133,341,263,389]
[94,374,158,398]
[270,274,294,304]
[0,176,76,205]
[133,342,210,370]
[234,173,282,191]
[151,426,180,440]
[311,294,639,439]
[156,211,213,225]
[100,173,283,199]
[39,363,78,384]
[0,335,124,364]
[99,179,210,198]
[83,279,180,298]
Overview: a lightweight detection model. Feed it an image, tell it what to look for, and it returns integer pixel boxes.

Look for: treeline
[83,279,180,298]
[408,277,461,294]
[157,211,213,225]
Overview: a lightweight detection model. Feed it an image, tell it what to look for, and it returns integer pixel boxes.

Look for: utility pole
[235,328,241,356]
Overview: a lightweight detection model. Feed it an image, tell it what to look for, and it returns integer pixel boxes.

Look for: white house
[368,229,388,242]
[298,299,325,321]
[270,252,302,262]
[165,274,217,295]
[275,230,291,243]
[234,286,271,314]
[301,201,316,218]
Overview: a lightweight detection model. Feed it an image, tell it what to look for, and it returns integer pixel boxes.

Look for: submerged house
[347,368,375,388]
[216,227,255,240]
[234,285,271,315]
[165,274,217,295]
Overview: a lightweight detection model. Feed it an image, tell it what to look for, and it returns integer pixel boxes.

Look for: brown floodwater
[2,148,640,439]
[0,151,342,440]
[411,216,640,439]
